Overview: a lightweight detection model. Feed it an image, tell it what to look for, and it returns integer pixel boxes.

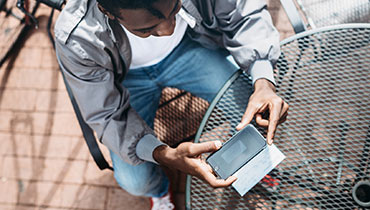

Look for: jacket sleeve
[55,39,154,166]
[214,0,280,85]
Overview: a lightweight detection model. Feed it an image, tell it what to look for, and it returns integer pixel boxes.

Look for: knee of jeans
[113,172,150,196]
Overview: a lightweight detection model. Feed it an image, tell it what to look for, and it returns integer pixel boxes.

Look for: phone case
[206,124,267,179]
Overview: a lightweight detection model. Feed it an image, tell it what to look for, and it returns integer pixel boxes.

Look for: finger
[279,112,288,124]
[256,114,269,127]
[267,100,283,144]
[187,141,222,156]
[236,104,259,130]
[280,101,289,118]
[202,171,237,188]
[275,102,289,126]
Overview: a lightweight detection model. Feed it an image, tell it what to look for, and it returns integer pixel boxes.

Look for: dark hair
[97,0,165,19]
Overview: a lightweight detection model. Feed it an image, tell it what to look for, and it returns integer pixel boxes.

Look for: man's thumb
[188,141,222,156]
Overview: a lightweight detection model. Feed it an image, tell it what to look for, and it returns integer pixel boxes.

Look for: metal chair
[186,24,370,209]
[280,0,370,33]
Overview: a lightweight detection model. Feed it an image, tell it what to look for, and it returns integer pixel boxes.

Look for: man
[55,0,289,209]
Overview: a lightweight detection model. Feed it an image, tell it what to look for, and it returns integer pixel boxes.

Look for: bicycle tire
[1,0,64,68]
[0,0,40,68]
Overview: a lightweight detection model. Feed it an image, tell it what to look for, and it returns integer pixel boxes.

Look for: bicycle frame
[16,0,65,27]
[0,0,65,67]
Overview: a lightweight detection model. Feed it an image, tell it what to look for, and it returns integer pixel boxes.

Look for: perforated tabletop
[186,24,370,210]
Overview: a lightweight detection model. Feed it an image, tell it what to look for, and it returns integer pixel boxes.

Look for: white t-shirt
[122,10,189,69]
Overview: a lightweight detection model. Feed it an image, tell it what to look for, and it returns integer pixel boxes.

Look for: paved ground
[0,1,294,210]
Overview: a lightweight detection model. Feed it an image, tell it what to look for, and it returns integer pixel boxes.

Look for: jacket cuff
[248,60,276,86]
[136,134,166,164]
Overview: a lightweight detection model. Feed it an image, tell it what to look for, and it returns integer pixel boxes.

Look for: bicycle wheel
[0,0,38,68]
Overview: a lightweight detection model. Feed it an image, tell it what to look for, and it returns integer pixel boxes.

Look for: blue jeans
[110,36,238,197]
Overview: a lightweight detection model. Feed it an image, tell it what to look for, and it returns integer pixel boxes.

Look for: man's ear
[97,3,116,20]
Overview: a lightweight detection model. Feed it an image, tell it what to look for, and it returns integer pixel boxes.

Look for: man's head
[97,0,181,38]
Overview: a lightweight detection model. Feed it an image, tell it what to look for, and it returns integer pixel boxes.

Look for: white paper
[231,144,285,196]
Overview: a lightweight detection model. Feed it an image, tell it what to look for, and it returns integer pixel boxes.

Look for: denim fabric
[110,35,238,197]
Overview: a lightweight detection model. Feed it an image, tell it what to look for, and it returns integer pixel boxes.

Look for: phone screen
[221,140,247,164]
[206,124,267,179]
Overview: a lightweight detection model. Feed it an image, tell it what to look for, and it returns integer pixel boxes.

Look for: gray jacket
[54,0,280,165]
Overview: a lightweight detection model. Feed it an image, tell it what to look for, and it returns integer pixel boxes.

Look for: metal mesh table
[186,24,370,209]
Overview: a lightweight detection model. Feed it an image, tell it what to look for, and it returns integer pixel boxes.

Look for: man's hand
[236,79,289,145]
[153,141,237,188]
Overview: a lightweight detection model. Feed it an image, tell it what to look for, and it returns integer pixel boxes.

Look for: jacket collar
[182,0,203,26]
[105,15,132,70]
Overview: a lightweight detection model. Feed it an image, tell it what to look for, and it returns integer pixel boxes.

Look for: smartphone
[206,124,267,179]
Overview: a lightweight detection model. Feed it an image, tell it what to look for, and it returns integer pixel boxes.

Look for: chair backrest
[280,0,370,33]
